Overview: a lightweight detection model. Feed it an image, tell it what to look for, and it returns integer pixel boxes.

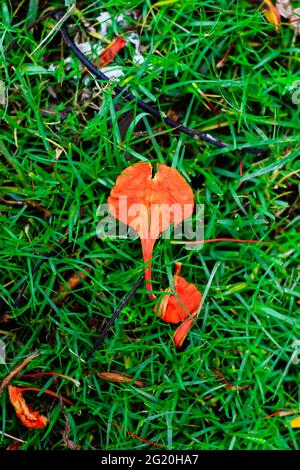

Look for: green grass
[0,0,300,450]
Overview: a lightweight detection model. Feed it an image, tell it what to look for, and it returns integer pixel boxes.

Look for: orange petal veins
[108,163,194,299]
[8,386,48,429]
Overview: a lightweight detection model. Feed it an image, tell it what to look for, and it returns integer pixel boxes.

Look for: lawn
[0,0,300,451]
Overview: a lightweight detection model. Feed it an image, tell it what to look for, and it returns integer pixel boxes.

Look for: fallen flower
[8,386,48,429]
[108,163,194,299]
[155,263,202,348]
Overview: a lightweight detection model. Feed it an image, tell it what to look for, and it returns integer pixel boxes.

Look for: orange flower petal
[173,317,195,349]
[99,36,126,68]
[8,386,48,429]
[156,263,202,324]
[108,163,194,299]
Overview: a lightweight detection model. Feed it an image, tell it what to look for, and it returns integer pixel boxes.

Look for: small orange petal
[173,317,195,349]
[8,386,48,429]
[157,269,202,324]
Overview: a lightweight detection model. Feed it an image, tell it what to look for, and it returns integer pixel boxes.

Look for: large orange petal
[8,385,48,429]
[108,163,194,299]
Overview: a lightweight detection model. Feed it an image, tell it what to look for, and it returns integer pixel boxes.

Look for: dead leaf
[0,351,39,396]
[108,163,194,299]
[53,267,92,305]
[98,371,146,387]
[61,407,81,450]
[8,386,48,429]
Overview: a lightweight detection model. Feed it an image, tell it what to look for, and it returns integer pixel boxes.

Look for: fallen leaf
[0,351,39,396]
[53,267,92,305]
[8,386,48,429]
[290,416,300,428]
[98,371,146,387]
[155,263,202,348]
[108,163,194,299]
[61,407,81,450]
[96,36,126,68]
